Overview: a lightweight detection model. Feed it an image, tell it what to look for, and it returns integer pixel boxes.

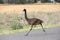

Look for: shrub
[10,21,23,30]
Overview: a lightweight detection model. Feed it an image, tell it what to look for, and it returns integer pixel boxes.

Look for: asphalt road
[0,27,60,40]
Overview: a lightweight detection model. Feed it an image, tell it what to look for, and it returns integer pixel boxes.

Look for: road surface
[0,27,60,40]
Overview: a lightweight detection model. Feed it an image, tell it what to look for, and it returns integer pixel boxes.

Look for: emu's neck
[24,10,28,20]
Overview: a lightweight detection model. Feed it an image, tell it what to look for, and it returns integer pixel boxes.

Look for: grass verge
[0,23,60,35]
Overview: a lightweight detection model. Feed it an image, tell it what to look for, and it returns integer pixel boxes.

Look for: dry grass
[0,4,60,13]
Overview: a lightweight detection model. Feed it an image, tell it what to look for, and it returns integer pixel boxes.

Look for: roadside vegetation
[0,12,60,35]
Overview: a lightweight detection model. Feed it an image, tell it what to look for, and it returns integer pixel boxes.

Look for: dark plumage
[23,9,45,36]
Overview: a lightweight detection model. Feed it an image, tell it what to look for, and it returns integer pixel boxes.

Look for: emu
[23,9,45,36]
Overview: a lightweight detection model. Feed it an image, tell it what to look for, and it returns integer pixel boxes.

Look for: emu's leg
[25,25,33,36]
[40,23,45,32]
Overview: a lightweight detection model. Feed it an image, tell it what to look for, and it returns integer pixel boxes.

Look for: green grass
[0,23,60,35]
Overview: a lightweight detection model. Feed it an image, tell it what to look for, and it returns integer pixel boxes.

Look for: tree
[0,0,3,3]
[34,0,37,3]
[55,0,60,2]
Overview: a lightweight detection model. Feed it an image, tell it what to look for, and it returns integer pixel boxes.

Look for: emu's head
[23,9,26,11]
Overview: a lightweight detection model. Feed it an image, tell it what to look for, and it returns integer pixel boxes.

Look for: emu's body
[23,9,45,36]
[26,18,43,25]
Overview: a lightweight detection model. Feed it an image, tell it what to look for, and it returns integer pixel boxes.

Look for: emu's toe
[43,30,45,32]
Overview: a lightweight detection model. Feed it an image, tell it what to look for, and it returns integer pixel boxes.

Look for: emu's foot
[25,34,28,36]
[43,30,45,32]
